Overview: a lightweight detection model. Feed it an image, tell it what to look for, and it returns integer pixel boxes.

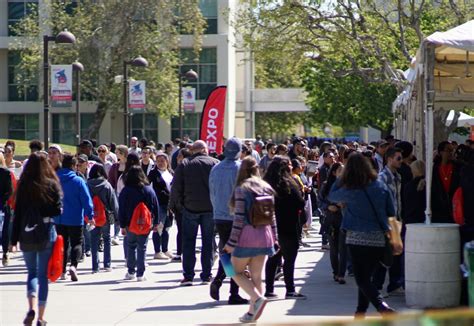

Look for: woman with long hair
[328,153,398,317]
[119,166,161,281]
[263,156,306,300]
[87,164,119,273]
[10,153,62,326]
[320,162,347,284]
[148,152,174,260]
[224,157,277,323]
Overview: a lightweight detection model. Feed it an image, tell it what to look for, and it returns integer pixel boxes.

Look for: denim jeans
[152,207,169,253]
[90,224,111,271]
[127,231,149,277]
[329,228,347,278]
[22,225,56,306]
[182,209,215,281]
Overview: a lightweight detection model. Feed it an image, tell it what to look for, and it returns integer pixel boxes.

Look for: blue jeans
[22,225,56,306]
[182,209,214,281]
[90,224,111,271]
[126,231,149,277]
[152,207,170,253]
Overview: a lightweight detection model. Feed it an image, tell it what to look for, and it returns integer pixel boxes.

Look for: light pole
[178,69,198,139]
[72,60,84,144]
[43,29,76,148]
[123,56,148,145]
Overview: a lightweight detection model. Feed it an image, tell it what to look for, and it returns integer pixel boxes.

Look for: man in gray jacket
[170,140,219,286]
[208,137,248,304]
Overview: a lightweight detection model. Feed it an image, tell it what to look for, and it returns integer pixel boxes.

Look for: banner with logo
[129,80,146,109]
[51,65,72,107]
[199,86,226,155]
[182,87,196,113]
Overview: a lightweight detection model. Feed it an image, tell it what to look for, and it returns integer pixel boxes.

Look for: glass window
[8,50,38,101]
[171,113,200,141]
[131,113,159,143]
[52,113,95,145]
[199,0,218,34]
[8,114,39,140]
[8,1,38,36]
[180,48,217,100]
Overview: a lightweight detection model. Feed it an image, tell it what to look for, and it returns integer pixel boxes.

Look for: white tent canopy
[446,110,474,127]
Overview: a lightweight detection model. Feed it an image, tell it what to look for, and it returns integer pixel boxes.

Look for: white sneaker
[137,275,147,282]
[60,273,67,280]
[164,251,174,259]
[111,238,120,246]
[104,267,113,272]
[389,287,405,296]
[69,266,78,282]
[124,272,136,280]
[154,252,168,260]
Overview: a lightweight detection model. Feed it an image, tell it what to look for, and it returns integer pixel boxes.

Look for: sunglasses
[98,149,106,153]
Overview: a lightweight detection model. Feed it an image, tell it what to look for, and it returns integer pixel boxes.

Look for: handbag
[47,235,64,282]
[363,189,403,268]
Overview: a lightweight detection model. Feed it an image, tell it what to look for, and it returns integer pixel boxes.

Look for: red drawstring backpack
[47,235,64,282]
[453,187,464,225]
[92,195,107,227]
[129,202,152,235]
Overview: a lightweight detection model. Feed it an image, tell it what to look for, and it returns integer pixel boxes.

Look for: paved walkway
[0,222,409,325]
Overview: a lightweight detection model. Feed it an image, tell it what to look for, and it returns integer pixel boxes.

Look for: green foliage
[10,0,206,137]
[255,112,307,139]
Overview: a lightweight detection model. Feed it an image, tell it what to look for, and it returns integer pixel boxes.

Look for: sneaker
[252,297,267,321]
[274,271,284,281]
[200,277,212,285]
[111,237,120,246]
[388,287,405,296]
[285,292,307,300]
[85,250,91,257]
[228,295,249,305]
[36,319,47,326]
[239,312,254,323]
[69,266,78,282]
[137,275,147,282]
[171,255,182,262]
[2,252,10,267]
[180,278,193,286]
[321,244,330,250]
[92,269,99,274]
[264,292,278,300]
[377,302,396,315]
[210,280,222,300]
[104,267,113,272]
[154,252,169,260]
[78,254,85,263]
[23,309,35,326]
[164,251,174,259]
[124,272,136,280]
[379,290,389,298]
[60,273,67,280]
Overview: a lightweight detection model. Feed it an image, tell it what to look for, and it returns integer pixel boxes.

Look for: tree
[234,0,472,139]
[11,0,205,139]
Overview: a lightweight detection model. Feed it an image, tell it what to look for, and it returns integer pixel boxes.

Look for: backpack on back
[19,208,48,252]
[129,202,152,235]
[92,195,107,227]
[249,194,275,227]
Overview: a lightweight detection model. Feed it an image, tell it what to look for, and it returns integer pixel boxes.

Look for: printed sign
[199,86,226,155]
[129,80,146,109]
[51,65,72,107]
[182,87,196,113]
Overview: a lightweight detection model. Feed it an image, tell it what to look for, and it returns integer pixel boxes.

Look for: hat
[77,154,88,163]
[48,144,63,154]
[78,139,93,147]
[376,140,389,148]
[223,137,242,160]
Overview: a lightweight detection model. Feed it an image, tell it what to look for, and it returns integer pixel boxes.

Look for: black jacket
[431,161,460,223]
[148,168,172,207]
[403,176,426,224]
[0,167,12,207]
[274,182,305,238]
[398,162,413,221]
[170,153,219,213]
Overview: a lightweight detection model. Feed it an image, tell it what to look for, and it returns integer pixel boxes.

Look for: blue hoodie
[56,168,94,226]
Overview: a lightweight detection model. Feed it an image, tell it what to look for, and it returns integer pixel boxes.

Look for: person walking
[55,154,94,282]
[264,156,306,300]
[170,140,219,286]
[148,152,173,260]
[87,164,119,273]
[328,152,398,317]
[10,153,62,326]
[224,157,277,323]
[0,153,14,267]
[119,166,161,281]
[209,137,248,305]
[108,145,128,245]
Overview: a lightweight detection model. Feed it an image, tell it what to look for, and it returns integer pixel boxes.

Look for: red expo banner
[199,86,227,154]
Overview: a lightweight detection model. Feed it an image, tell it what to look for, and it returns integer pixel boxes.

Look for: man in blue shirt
[209,137,248,305]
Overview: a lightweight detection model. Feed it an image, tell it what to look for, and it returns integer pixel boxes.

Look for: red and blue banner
[199,86,227,155]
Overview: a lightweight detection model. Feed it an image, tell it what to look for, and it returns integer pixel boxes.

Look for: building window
[8,51,38,101]
[8,1,38,36]
[8,114,39,140]
[131,113,158,142]
[52,113,96,145]
[171,113,200,141]
[180,48,217,100]
[199,0,218,34]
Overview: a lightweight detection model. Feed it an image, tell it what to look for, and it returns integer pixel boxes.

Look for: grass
[0,139,77,157]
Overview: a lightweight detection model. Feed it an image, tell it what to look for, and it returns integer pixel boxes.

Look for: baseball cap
[376,140,389,148]
[48,144,63,154]
[77,154,88,163]
[78,139,93,147]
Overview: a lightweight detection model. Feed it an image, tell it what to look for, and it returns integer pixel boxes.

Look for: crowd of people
[1,134,473,325]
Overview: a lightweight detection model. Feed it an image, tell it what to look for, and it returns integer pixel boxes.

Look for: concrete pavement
[0,221,409,325]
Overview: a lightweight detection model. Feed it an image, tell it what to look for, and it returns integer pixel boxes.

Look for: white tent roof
[426,20,474,52]
[446,110,474,127]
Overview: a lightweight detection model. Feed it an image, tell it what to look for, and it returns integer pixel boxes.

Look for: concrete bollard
[405,223,461,308]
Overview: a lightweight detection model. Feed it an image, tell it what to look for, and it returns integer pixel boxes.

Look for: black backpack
[19,208,49,252]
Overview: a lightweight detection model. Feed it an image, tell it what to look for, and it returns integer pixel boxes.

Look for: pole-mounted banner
[129,80,146,111]
[51,65,72,107]
[199,86,227,155]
